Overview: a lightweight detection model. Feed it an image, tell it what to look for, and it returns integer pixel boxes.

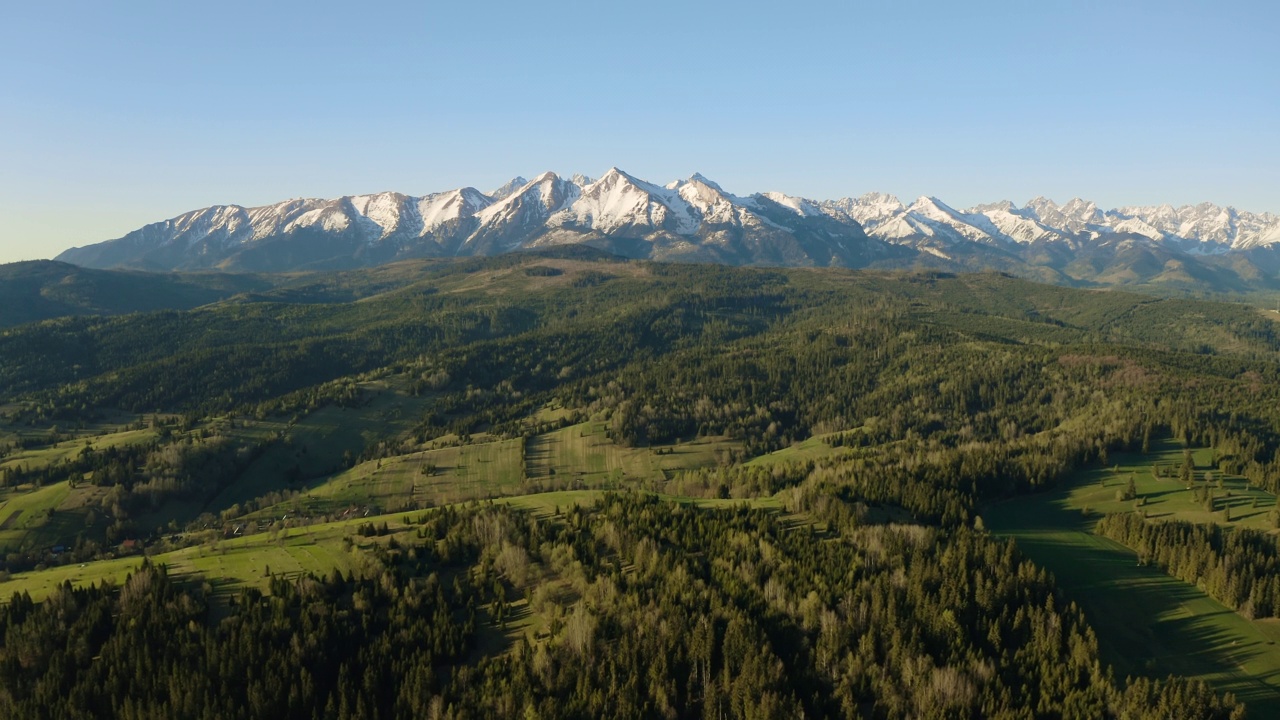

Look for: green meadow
[744,432,852,467]
[0,508,405,602]
[258,418,742,518]
[208,380,432,510]
[0,427,156,475]
[1069,440,1276,530]
[985,442,1280,716]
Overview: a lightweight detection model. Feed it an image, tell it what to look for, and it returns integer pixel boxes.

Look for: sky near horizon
[1,0,1276,264]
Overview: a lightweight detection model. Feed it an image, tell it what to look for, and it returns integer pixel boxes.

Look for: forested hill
[0,260,287,328]
[0,253,1277,717]
[4,254,1280,420]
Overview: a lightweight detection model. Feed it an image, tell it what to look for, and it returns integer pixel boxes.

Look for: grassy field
[0,510,397,602]
[294,435,528,514]
[744,433,851,468]
[1067,440,1277,530]
[525,420,737,482]
[204,381,433,514]
[0,486,789,604]
[0,490,581,602]
[261,419,742,518]
[0,482,80,552]
[0,426,160,551]
[0,427,156,475]
[984,447,1280,716]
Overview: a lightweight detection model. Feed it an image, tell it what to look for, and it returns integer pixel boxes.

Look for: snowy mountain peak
[858,192,902,205]
[688,172,724,193]
[818,193,904,230]
[909,196,956,213]
[969,200,1017,214]
[1025,196,1059,211]
[52,169,1280,279]
[672,175,739,225]
[594,167,641,187]
[759,191,820,217]
[553,167,700,234]
[489,177,528,202]
[474,173,577,234]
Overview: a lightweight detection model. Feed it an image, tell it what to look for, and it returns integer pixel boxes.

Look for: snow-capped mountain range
[823,194,1280,253]
[54,169,1280,290]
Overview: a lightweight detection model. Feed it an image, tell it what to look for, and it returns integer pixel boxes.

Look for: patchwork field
[261,419,743,518]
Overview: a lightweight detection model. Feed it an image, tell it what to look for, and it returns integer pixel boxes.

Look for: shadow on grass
[1137,488,1187,502]
[986,486,1280,716]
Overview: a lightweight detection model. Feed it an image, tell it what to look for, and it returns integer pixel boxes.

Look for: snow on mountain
[673,174,741,225]
[1245,223,1280,249]
[911,196,1015,245]
[820,193,905,231]
[164,205,253,246]
[969,202,1072,245]
[463,172,581,253]
[53,168,1280,278]
[242,200,321,240]
[475,172,578,228]
[488,177,528,202]
[1108,216,1169,242]
[236,190,495,245]
[1022,197,1105,235]
[416,188,492,232]
[1108,202,1280,251]
[758,191,821,217]
[837,191,1280,254]
[550,168,699,234]
[848,196,1015,247]
[687,172,725,193]
[346,193,409,237]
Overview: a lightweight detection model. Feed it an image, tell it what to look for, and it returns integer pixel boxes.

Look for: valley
[0,253,1277,717]
[984,441,1280,714]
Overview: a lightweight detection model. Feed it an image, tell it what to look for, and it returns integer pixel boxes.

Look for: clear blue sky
[2,0,1277,263]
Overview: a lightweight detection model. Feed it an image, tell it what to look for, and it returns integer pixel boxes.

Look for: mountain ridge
[54,170,1280,291]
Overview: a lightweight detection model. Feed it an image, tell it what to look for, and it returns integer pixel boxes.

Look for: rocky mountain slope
[54,169,1280,291]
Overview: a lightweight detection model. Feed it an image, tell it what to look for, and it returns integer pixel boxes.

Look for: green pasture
[1069,440,1276,530]
[744,433,850,467]
[0,490,585,602]
[295,436,527,514]
[0,487,787,604]
[208,382,432,512]
[0,427,156,475]
[264,419,741,518]
[525,420,736,481]
[0,426,159,550]
[0,510,401,602]
[0,482,78,551]
[984,451,1280,716]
